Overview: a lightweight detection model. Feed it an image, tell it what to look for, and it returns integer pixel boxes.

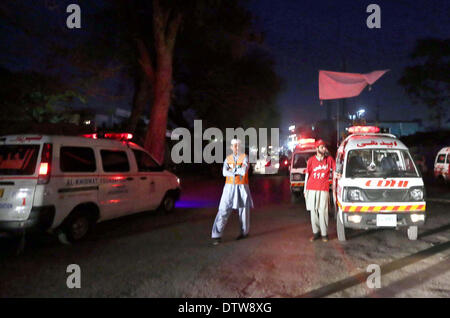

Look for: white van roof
[340,133,409,152]
[0,134,147,151]
[437,147,450,153]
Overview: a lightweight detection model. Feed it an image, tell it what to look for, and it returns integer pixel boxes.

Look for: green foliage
[399,38,450,127]
[0,67,87,124]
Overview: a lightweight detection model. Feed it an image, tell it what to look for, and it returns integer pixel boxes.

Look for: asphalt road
[0,175,449,297]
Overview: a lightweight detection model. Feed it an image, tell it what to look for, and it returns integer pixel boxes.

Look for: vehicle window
[132,150,161,172]
[60,147,96,172]
[101,150,130,172]
[336,153,344,174]
[447,155,450,164]
[292,153,310,169]
[437,154,446,163]
[346,149,418,178]
[0,145,40,175]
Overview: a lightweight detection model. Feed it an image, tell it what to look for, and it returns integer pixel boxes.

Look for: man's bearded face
[317,145,326,155]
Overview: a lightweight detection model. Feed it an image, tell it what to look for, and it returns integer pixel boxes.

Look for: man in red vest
[211,139,254,245]
[304,139,335,242]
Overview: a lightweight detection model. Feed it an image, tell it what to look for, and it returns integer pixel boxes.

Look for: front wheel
[337,210,346,241]
[291,191,301,204]
[159,193,176,214]
[407,225,418,240]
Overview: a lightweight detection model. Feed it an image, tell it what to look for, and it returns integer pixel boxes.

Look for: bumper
[290,182,305,191]
[343,212,426,229]
[0,206,55,235]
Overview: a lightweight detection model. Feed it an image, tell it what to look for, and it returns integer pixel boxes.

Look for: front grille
[363,189,409,202]
[291,173,304,181]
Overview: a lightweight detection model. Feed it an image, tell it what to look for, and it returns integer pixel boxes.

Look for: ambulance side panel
[45,143,100,229]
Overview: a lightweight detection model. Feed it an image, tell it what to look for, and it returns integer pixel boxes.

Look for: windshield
[292,153,311,169]
[0,145,40,175]
[345,149,419,178]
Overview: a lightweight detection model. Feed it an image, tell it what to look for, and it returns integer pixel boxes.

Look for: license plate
[0,189,3,198]
[377,214,397,227]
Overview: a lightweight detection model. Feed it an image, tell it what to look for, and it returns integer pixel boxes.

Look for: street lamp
[357,109,365,118]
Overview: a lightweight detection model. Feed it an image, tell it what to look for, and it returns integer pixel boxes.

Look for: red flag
[319,70,389,100]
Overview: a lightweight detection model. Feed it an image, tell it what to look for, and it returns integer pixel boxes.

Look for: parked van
[434,147,450,184]
[290,138,332,202]
[0,134,180,243]
[332,126,426,241]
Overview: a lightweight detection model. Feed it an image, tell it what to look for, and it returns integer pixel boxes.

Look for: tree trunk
[127,74,151,133]
[143,0,182,164]
[144,50,172,164]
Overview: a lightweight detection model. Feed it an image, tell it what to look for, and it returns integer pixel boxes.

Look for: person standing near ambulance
[304,140,336,242]
[211,139,254,245]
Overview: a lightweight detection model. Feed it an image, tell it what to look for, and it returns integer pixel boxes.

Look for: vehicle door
[97,148,136,220]
[132,149,166,211]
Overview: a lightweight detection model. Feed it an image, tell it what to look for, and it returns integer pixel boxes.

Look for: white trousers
[211,207,250,239]
[305,190,329,236]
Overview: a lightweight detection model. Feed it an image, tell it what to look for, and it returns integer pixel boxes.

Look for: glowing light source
[348,126,380,134]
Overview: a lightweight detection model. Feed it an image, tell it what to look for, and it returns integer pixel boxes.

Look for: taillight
[38,143,52,184]
[265,160,271,167]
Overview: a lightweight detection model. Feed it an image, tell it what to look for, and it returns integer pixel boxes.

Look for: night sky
[1,1,449,130]
[247,0,450,130]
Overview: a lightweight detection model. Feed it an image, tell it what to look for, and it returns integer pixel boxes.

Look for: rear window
[60,147,96,172]
[132,150,161,172]
[437,154,446,163]
[0,145,40,175]
[101,150,130,172]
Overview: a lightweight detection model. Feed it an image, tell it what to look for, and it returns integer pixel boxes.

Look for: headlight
[345,187,364,202]
[409,187,424,201]
[177,178,180,185]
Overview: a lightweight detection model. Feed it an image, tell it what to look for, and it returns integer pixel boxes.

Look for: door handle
[140,177,147,180]
[126,177,134,181]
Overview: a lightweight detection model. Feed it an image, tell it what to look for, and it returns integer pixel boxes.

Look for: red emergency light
[104,133,133,140]
[348,126,380,134]
[82,133,98,139]
[82,133,133,141]
[299,138,315,145]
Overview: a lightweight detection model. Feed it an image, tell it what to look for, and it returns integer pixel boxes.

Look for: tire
[159,192,176,213]
[291,191,301,204]
[60,210,93,243]
[407,225,418,240]
[337,210,346,241]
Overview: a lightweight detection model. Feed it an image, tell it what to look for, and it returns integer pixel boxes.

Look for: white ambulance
[0,133,181,243]
[290,139,316,201]
[332,126,426,241]
[434,147,450,184]
[290,138,332,202]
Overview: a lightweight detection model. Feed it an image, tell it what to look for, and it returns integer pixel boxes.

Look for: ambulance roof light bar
[298,138,315,145]
[348,126,380,134]
[82,133,133,141]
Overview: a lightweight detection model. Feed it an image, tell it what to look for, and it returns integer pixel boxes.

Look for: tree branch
[166,12,183,52]
[135,38,155,85]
